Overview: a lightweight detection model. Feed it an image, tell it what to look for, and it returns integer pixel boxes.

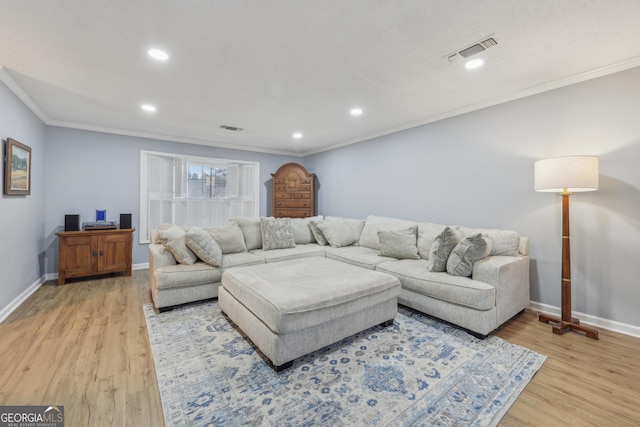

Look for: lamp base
[538,313,599,340]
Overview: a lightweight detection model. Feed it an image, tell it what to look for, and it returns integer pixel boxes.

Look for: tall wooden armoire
[271,163,315,218]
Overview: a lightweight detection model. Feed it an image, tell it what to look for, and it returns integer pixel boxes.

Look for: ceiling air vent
[445,35,498,62]
[220,125,243,132]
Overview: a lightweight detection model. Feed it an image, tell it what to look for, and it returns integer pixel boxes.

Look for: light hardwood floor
[1,270,639,426]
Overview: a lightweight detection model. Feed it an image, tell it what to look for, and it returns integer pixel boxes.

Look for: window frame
[139,150,260,244]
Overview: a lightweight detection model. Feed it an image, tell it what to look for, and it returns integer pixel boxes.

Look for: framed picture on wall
[4,138,32,196]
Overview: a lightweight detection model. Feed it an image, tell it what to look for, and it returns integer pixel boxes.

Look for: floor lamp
[534,156,599,340]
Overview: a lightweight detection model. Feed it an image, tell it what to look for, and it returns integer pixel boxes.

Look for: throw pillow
[378,226,420,259]
[290,216,322,244]
[358,215,418,250]
[316,218,365,248]
[185,227,222,267]
[446,233,492,277]
[308,220,328,246]
[159,225,198,265]
[427,226,463,272]
[230,216,262,250]
[260,217,296,250]
[207,223,248,254]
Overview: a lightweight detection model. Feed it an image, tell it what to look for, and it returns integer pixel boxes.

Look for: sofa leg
[158,306,174,313]
[468,330,488,340]
[380,319,394,327]
[274,360,294,372]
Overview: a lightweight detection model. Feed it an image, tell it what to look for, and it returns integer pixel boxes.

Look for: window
[140,150,259,243]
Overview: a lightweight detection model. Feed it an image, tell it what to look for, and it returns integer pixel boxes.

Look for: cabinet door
[59,235,96,278]
[98,234,130,274]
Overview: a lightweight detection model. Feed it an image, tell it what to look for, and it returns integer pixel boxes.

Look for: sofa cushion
[221,252,265,269]
[376,259,495,311]
[158,224,198,265]
[250,243,325,263]
[206,223,248,254]
[325,246,397,270]
[317,218,365,248]
[427,226,463,272]
[230,216,263,250]
[460,226,520,256]
[446,234,492,277]
[417,222,447,259]
[378,226,420,260]
[290,216,323,244]
[261,217,296,250]
[185,227,223,267]
[359,215,418,250]
[154,262,222,290]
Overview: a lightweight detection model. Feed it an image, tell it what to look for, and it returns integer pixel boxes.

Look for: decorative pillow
[417,222,447,259]
[260,217,296,250]
[290,216,322,244]
[185,227,222,267]
[378,226,420,259]
[207,223,248,254]
[460,226,520,256]
[230,216,262,250]
[427,226,463,272]
[359,215,418,250]
[446,233,492,277]
[159,225,197,265]
[309,220,328,246]
[316,218,365,248]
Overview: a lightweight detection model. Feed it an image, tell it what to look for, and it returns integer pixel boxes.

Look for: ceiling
[1,1,640,156]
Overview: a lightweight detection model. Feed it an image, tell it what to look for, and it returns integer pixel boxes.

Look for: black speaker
[65,214,80,231]
[120,213,132,229]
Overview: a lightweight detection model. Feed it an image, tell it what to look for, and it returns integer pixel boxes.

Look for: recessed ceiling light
[148,48,169,61]
[141,104,157,113]
[465,58,484,69]
[292,132,303,139]
[350,108,363,116]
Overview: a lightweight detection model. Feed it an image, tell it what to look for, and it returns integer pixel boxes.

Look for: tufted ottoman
[219,257,401,371]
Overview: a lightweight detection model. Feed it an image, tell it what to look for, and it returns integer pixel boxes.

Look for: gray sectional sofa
[148,215,530,336]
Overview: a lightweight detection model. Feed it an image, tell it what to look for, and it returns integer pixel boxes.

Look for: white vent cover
[445,35,498,62]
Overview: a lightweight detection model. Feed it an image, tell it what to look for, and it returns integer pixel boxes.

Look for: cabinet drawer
[292,192,311,199]
[274,209,312,218]
[274,179,285,185]
[275,192,292,199]
[276,200,312,208]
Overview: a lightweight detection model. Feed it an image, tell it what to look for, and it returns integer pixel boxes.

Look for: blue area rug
[144,301,545,426]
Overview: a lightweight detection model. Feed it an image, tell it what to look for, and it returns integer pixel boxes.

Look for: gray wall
[0,81,46,311]
[303,66,640,327]
[43,127,298,273]
[3,66,640,328]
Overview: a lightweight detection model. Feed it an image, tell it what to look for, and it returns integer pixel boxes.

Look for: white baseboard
[0,275,46,323]
[529,301,640,339]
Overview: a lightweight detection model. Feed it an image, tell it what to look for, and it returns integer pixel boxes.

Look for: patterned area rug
[144,301,545,426]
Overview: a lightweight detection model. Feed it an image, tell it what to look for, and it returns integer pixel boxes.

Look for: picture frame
[4,138,32,196]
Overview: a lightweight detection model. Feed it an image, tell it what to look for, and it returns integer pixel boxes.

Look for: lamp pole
[538,189,598,339]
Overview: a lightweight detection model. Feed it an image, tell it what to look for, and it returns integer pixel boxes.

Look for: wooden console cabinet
[271,163,316,218]
[56,228,134,285]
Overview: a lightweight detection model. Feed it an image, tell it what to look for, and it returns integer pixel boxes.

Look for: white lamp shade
[534,156,599,193]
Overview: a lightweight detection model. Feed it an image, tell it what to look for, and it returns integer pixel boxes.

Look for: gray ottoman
[219,257,401,371]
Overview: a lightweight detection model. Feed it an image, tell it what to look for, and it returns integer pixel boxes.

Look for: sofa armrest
[149,243,177,270]
[472,255,530,326]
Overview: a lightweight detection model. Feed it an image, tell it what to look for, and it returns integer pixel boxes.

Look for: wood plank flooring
[1,270,639,426]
